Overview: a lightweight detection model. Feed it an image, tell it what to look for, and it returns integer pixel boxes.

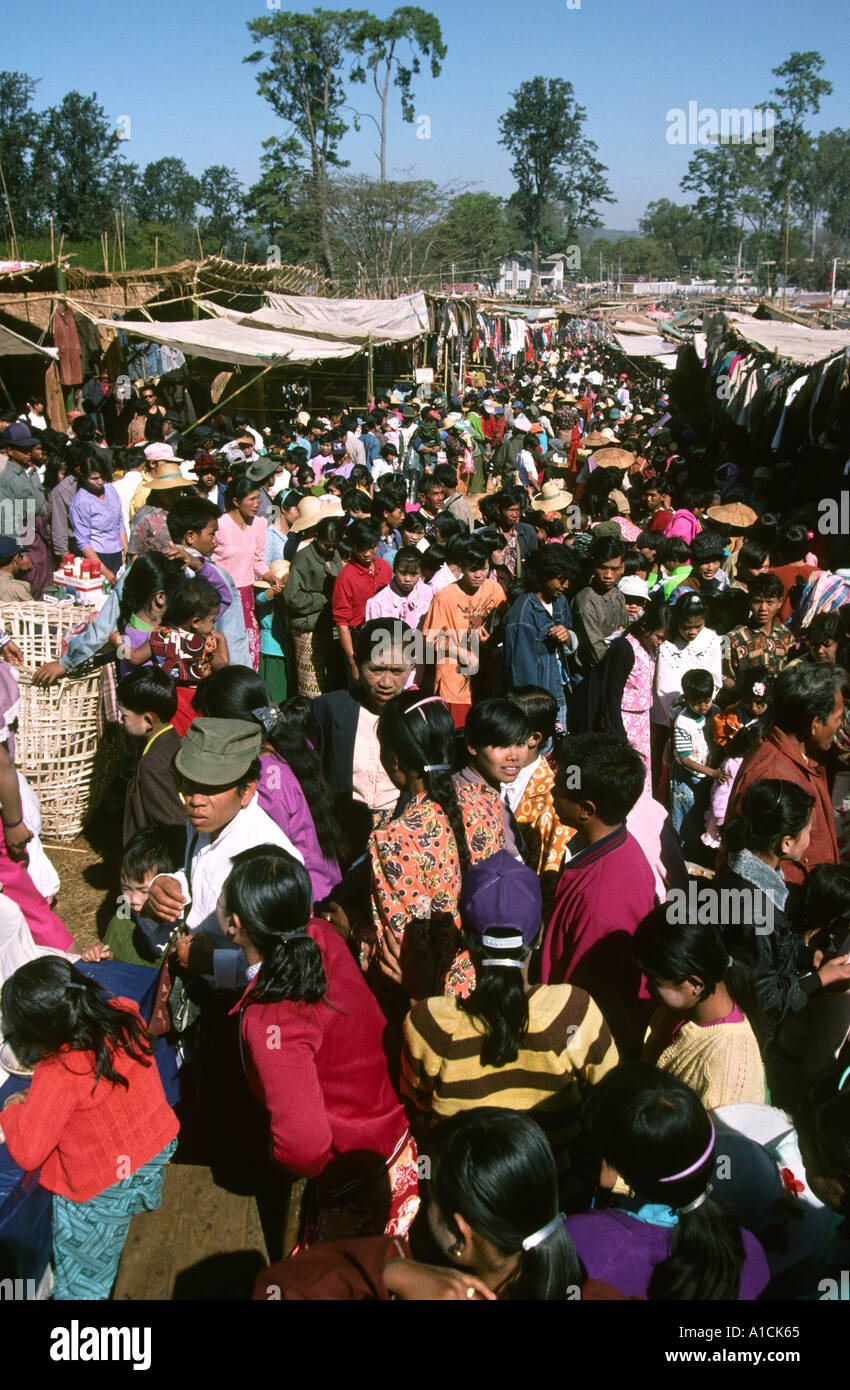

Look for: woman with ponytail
[362,691,506,1001]
[634,909,766,1109]
[112,551,181,675]
[402,852,618,1193]
[567,1063,769,1300]
[193,666,345,902]
[719,778,850,1044]
[222,845,418,1246]
[0,957,178,1299]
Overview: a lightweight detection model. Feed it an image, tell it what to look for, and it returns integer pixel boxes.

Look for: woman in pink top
[212,476,278,670]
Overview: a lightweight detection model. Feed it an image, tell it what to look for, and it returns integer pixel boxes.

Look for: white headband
[521,1212,565,1251]
[481,932,525,950]
[480,958,524,969]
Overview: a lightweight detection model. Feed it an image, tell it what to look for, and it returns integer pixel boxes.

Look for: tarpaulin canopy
[724,313,850,364]
[613,331,679,358]
[256,291,429,343]
[96,316,295,367]
[0,323,58,359]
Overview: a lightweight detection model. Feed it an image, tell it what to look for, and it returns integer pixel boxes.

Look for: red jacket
[727,726,838,886]
[332,558,392,629]
[1,999,178,1201]
[233,919,407,1189]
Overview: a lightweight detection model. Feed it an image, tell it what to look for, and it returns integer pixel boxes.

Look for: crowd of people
[1,340,850,1303]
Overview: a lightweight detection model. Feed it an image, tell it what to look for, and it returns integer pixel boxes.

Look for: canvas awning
[255,291,429,343]
[97,316,295,367]
[613,331,679,358]
[0,323,58,359]
[724,313,850,364]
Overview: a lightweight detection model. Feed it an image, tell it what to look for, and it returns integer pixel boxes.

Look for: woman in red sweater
[222,844,418,1247]
[0,957,178,1299]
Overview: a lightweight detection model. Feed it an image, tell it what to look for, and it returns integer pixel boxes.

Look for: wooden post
[154,235,159,269]
[49,217,55,264]
[367,337,374,407]
[196,225,204,261]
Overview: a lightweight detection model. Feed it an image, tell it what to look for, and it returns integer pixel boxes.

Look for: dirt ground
[43,772,127,950]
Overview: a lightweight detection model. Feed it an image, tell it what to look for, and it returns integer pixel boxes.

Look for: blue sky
[11,0,850,230]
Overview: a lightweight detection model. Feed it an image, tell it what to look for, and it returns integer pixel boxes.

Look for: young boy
[332,518,393,685]
[506,686,575,896]
[539,732,657,1056]
[424,536,508,725]
[670,667,728,861]
[457,695,531,860]
[94,824,186,966]
[723,571,794,686]
[0,536,33,602]
[571,534,627,668]
[117,667,184,844]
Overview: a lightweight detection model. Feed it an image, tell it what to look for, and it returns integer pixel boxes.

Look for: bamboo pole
[195,225,204,261]
[154,235,159,269]
[0,161,19,261]
[49,217,55,264]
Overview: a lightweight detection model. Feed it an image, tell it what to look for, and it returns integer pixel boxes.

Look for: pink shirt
[213,511,268,588]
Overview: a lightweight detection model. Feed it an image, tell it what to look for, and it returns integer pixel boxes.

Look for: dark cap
[0,536,23,561]
[2,422,38,450]
[460,849,542,948]
[245,457,279,484]
[174,718,261,786]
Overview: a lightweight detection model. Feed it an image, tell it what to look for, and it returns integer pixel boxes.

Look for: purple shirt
[257,754,341,903]
[566,1209,770,1300]
[70,482,125,554]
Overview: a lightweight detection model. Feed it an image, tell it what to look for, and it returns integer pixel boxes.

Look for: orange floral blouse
[361,784,506,997]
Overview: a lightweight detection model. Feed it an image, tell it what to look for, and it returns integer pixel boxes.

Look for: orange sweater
[1,998,178,1201]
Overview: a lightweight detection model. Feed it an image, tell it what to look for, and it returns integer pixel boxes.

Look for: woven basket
[0,603,117,841]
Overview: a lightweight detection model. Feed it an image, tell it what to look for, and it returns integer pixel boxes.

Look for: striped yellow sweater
[402,985,618,1177]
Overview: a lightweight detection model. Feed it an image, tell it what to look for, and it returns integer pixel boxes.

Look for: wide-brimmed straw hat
[148,465,191,491]
[531,480,574,511]
[706,502,758,530]
[290,495,325,532]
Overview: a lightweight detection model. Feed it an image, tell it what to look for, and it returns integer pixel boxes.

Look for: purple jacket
[257,754,341,903]
[566,1208,769,1300]
[663,509,701,544]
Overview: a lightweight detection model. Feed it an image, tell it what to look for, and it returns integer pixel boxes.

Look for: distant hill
[582,228,640,244]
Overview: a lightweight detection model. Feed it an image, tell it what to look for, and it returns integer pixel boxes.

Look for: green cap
[175,718,262,786]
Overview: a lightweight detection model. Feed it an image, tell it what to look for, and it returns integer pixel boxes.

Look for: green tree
[768,50,833,293]
[498,76,613,289]
[639,199,704,270]
[135,157,199,225]
[41,91,122,240]
[245,8,369,277]
[199,165,244,255]
[348,7,446,182]
[0,72,47,244]
[431,192,510,282]
[816,129,850,245]
[325,173,444,294]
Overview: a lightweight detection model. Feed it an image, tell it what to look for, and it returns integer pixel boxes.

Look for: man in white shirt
[146,719,303,991]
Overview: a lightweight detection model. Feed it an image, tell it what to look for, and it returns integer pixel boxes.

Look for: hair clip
[251,705,281,733]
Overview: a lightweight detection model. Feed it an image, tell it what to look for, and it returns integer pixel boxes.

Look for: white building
[497,251,572,297]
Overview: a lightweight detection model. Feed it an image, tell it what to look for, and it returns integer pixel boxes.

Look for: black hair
[0,957,153,1092]
[348,465,372,491]
[167,496,221,544]
[433,513,463,545]
[191,666,348,861]
[806,609,845,651]
[116,552,181,634]
[747,572,784,602]
[671,591,708,635]
[223,846,325,1006]
[224,474,260,510]
[797,864,850,946]
[453,536,490,571]
[630,593,671,640]
[657,535,691,569]
[71,415,96,443]
[555,732,645,824]
[634,909,765,1049]
[775,522,810,565]
[352,616,415,667]
[420,544,445,580]
[771,663,844,737]
[509,686,557,744]
[427,1109,585,1299]
[525,543,584,590]
[117,666,178,722]
[314,515,346,548]
[582,1064,746,1299]
[401,510,425,534]
[737,538,770,572]
[393,545,423,574]
[690,532,726,563]
[723,777,815,858]
[636,529,660,554]
[459,924,533,1068]
[122,824,184,883]
[377,691,471,871]
[163,575,220,629]
[496,488,523,511]
[681,667,714,703]
[434,463,458,490]
[465,696,531,753]
[346,518,380,552]
[589,534,626,566]
[342,488,373,514]
[735,665,775,703]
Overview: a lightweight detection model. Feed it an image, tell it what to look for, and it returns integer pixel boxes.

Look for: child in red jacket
[0,957,178,1299]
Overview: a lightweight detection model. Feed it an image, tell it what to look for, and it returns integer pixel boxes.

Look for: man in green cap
[146,718,304,988]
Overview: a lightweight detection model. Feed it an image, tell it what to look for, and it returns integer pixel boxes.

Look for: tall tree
[639,199,704,271]
[816,129,850,246]
[0,72,47,244]
[431,192,510,282]
[41,91,122,240]
[199,165,244,255]
[348,7,446,182]
[325,173,443,294]
[498,76,613,289]
[768,50,832,293]
[135,157,199,225]
[244,8,368,277]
